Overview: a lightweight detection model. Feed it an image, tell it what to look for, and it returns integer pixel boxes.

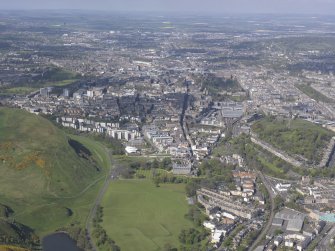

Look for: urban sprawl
[1,12,335,250]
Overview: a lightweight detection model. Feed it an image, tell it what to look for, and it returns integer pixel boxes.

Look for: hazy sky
[0,0,335,15]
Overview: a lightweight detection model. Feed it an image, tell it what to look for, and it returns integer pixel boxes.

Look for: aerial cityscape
[0,1,335,251]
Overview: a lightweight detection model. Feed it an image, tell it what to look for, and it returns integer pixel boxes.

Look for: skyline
[0,0,335,15]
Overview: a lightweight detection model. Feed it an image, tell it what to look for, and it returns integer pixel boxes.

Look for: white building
[125,146,138,154]
[276,183,292,192]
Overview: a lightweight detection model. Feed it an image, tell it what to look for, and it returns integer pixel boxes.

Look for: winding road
[85,148,118,251]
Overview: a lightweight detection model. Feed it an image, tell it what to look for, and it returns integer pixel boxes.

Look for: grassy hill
[0,108,109,236]
[252,117,335,165]
[0,107,100,198]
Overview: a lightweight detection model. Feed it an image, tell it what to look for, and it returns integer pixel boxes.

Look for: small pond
[42,232,82,251]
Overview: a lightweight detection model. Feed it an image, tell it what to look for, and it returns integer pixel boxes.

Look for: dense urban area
[0,10,335,251]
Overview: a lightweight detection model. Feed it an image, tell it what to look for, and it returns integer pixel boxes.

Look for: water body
[42,232,82,251]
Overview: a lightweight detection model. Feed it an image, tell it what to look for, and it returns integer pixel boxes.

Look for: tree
[274,229,283,236]
[144,161,152,169]
[163,243,177,251]
[274,195,285,211]
[153,177,160,187]
[161,157,172,170]
[152,159,159,169]
[119,167,134,179]
[178,228,206,245]
[185,206,205,226]
[185,180,198,197]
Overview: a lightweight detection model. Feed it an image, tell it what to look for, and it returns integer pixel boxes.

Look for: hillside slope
[0,108,105,235]
[0,108,99,198]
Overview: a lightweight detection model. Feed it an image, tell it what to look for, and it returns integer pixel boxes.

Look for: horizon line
[0,9,335,17]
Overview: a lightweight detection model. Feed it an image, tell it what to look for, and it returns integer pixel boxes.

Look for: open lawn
[135,169,171,179]
[101,179,193,251]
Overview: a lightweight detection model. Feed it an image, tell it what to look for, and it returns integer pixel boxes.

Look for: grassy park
[0,67,79,95]
[101,179,193,251]
[252,117,335,164]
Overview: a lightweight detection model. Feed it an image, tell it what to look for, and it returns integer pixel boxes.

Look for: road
[180,81,194,156]
[85,148,118,251]
[316,224,335,251]
[248,172,275,251]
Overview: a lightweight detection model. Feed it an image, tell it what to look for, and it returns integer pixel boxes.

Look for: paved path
[85,148,117,251]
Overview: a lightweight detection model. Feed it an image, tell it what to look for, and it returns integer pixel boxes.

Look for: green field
[1,79,78,95]
[0,108,110,236]
[0,67,79,95]
[135,169,171,179]
[101,180,193,251]
[252,117,335,165]
[1,87,37,94]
